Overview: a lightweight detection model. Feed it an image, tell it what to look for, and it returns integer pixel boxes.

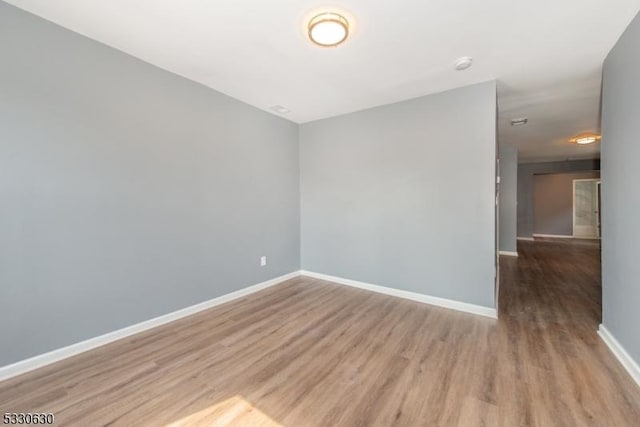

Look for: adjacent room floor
[1,240,639,426]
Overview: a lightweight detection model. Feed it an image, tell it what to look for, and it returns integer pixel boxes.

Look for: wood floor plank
[1,239,639,426]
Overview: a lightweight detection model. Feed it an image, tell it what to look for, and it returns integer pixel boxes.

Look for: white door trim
[573,178,601,238]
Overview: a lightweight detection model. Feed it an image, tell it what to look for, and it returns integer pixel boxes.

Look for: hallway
[498,239,640,425]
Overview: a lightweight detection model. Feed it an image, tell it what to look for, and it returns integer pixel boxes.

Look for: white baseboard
[598,325,640,388]
[0,271,300,382]
[517,237,535,241]
[532,233,574,239]
[499,251,518,257]
[300,270,497,319]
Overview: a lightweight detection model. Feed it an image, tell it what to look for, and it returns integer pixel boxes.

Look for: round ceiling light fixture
[570,133,601,145]
[308,13,349,47]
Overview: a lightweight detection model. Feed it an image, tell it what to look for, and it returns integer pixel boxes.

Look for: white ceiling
[5,0,640,162]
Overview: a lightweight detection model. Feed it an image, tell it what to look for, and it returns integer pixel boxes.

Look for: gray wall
[498,144,518,253]
[518,160,600,237]
[533,172,600,236]
[300,81,497,309]
[0,2,300,366]
[601,10,640,367]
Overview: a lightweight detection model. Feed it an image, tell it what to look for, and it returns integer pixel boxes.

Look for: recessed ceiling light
[570,134,601,145]
[308,13,349,47]
[269,105,291,114]
[454,56,473,71]
[511,117,528,126]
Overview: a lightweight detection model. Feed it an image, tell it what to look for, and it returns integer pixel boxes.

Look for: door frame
[572,178,601,239]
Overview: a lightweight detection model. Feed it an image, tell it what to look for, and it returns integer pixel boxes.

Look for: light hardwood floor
[1,240,639,426]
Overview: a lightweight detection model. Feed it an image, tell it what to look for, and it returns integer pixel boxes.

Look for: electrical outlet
[260,256,267,267]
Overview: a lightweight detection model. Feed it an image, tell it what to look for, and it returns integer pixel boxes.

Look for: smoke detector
[454,57,473,71]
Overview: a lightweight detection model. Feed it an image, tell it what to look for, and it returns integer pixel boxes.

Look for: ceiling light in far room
[269,105,291,114]
[570,133,601,145]
[511,117,528,126]
[454,56,473,71]
[308,13,349,47]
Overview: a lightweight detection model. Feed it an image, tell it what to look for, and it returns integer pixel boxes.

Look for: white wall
[300,82,497,309]
[601,10,640,369]
[0,2,300,366]
[517,160,600,237]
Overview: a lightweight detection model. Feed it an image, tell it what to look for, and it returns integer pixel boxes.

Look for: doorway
[573,178,601,238]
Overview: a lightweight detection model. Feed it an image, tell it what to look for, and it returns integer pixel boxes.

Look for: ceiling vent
[269,105,291,114]
[510,117,528,126]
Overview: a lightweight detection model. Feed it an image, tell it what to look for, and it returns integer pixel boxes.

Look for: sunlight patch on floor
[165,395,283,427]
